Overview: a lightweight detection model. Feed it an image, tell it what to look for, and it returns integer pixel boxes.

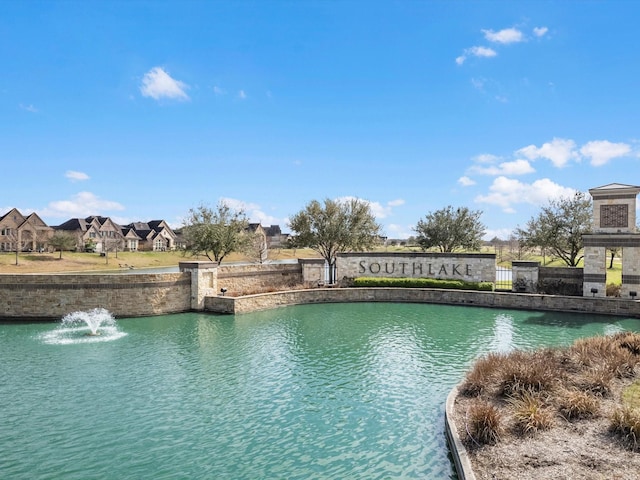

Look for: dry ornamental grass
[454,331,640,480]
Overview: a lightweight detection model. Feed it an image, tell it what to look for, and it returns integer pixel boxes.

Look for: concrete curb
[445,384,477,480]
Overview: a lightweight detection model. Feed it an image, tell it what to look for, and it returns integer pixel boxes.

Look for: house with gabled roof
[264,225,289,248]
[55,215,128,253]
[120,226,142,252]
[123,220,177,251]
[0,208,54,252]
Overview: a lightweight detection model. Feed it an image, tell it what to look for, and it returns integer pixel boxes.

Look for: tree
[413,206,485,253]
[608,247,620,269]
[515,192,592,267]
[49,231,77,259]
[288,198,381,284]
[247,230,268,264]
[182,202,250,264]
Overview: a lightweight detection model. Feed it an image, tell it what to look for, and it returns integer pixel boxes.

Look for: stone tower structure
[583,183,640,298]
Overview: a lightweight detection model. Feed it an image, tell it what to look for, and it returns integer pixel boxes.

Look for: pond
[1,303,639,479]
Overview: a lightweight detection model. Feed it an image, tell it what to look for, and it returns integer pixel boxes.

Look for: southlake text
[358,260,473,277]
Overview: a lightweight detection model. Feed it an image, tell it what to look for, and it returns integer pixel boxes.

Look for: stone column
[179,261,218,310]
[583,246,606,297]
[622,247,640,299]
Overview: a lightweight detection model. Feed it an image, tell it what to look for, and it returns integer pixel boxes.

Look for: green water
[1,303,639,479]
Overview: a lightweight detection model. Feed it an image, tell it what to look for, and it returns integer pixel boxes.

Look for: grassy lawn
[0,248,321,274]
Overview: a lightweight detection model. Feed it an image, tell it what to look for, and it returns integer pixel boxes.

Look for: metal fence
[495,266,513,291]
[323,262,336,285]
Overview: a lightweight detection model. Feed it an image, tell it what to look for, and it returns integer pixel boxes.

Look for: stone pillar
[621,247,640,298]
[511,261,539,293]
[179,261,218,310]
[299,258,326,287]
[583,246,606,297]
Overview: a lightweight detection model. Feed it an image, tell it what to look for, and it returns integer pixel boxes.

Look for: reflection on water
[489,314,515,352]
[1,303,639,479]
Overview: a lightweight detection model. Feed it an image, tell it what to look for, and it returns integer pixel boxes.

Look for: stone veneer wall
[0,273,191,320]
[217,263,304,296]
[538,266,584,295]
[511,261,539,293]
[336,252,496,284]
[204,287,640,317]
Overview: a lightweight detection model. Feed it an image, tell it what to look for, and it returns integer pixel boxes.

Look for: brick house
[55,216,132,253]
[123,220,177,251]
[0,208,53,252]
[264,225,290,248]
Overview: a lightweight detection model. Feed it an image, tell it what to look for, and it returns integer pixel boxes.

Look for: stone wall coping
[298,258,326,264]
[445,384,477,480]
[512,261,540,267]
[179,261,218,269]
[337,252,496,259]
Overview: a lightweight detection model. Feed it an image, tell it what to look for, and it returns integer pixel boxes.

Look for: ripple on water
[2,304,639,479]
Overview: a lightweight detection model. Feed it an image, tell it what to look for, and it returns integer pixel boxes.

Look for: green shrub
[351,277,493,291]
[536,279,582,296]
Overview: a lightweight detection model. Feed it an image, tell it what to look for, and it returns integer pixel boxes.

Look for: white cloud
[475,176,576,212]
[65,170,90,182]
[238,90,247,100]
[456,46,497,65]
[140,67,189,101]
[19,103,38,113]
[470,46,497,58]
[473,153,500,164]
[580,140,631,166]
[471,78,485,90]
[458,176,476,187]
[482,28,524,44]
[483,228,514,241]
[213,86,227,95]
[335,196,403,219]
[219,197,281,226]
[42,192,125,218]
[385,223,414,239]
[517,138,579,168]
[470,159,535,176]
[533,26,549,37]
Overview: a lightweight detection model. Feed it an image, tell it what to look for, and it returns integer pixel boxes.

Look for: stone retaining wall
[204,287,640,317]
[217,263,304,295]
[445,385,476,480]
[0,273,191,320]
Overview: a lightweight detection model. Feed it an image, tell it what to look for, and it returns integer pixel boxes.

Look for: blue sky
[2,1,639,240]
